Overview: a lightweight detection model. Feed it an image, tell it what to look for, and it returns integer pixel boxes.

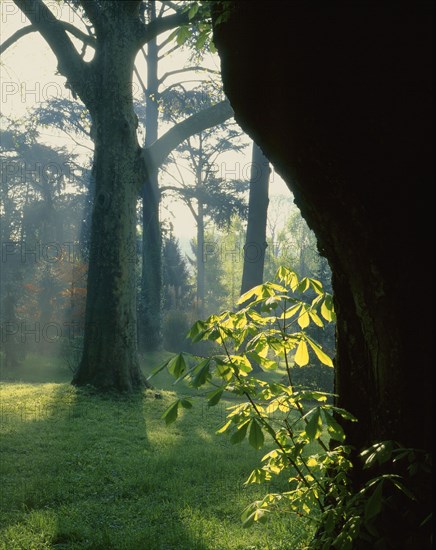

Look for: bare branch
[143,100,234,171]
[133,66,147,97]
[183,137,199,174]
[158,66,220,85]
[61,21,96,47]
[136,7,203,49]
[61,130,94,152]
[0,20,95,56]
[158,42,180,60]
[160,168,184,188]
[157,2,167,19]
[0,25,35,55]
[169,152,192,188]
[12,0,90,100]
[135,11,193,49]
[165,1,182,12]
[161,184,198,221]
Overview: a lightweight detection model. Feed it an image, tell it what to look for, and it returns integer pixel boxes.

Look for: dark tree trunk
[139,0,162,352]
[73,26,147,391]
[140,175,161,352]
[240,142,270,296]
[213,1,433,546]
[196,201,205,318]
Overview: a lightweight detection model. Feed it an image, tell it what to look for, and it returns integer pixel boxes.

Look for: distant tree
[1,285,22,370]
[188,229,227,316]
[215,216,246,310]
[240,142,270,300]
[20,3,234,354]
[160,87,247,316]
[137,2,231,352]
[160,228,194,353]
[0,119,86,360]
[161,229,192,312]
[1,0,233,391]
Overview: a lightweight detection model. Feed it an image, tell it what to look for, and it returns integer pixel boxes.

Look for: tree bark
[73,22,146,391]
[240,142,270,296]
[212,1,433,545]
[7,1,206,391]
[139,0,162,352]
[196,200,205,318]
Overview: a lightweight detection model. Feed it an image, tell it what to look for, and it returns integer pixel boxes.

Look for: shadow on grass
[0,384,209,549]
[0,380,312,549]
[147,400,308,550]
[0,352,72,385]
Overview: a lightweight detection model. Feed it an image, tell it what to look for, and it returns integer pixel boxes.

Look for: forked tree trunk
[9,1,232,392]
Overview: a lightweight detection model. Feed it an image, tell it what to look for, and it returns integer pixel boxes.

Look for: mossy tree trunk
[72,20,145,390]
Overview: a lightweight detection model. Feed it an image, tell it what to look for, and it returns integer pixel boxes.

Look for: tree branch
[161,185,198,222]
[133,65,147,97]
[0,21,95,56]
[135,11,193,49]
[158,66,220,86]
[78,1,104,33]
[165,1,183,12]
[143,100,234,172]
[0,25,35,55]
[136,7,203,49]
[61,21,96,48]
[12,0,90,100]
[158,41,181,60]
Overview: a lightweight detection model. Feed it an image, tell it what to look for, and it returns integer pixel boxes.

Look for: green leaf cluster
[151,267,428,548]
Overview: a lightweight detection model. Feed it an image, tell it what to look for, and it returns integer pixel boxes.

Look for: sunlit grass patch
[0,382,313,549]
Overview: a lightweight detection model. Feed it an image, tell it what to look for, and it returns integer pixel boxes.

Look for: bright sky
[0,1,291,241]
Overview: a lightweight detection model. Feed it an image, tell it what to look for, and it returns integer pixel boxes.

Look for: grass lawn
[0,354,313,549]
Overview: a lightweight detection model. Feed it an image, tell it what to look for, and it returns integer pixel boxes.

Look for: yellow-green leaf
[298,278,310,293]
[321,301,332,321]
[309,310,324,327]
[298,309,310,329]
[188,3,199,19]
[306,337,334,367]
[321,295,336,321]
[207,387,224,406]
[230,421,249,444]
[279,303,301,320]
[237,284,264,305]
[309,278,324,294]
[245,468,270,485]
[295,340,309,366]
[216,419,232,434]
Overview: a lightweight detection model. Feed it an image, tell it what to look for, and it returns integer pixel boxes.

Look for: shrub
[162,310,192,353]
[153,267,430,548]
[60,335,83,374]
